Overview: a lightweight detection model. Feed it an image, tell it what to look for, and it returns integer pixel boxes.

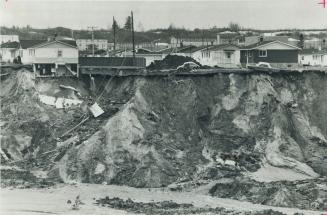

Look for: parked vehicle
[176,62,200,72]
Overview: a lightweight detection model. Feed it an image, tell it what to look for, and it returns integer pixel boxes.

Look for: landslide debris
[0,69,116,176]
[95,196,287,215]
[61,72,327,189]
[209,177,327,211]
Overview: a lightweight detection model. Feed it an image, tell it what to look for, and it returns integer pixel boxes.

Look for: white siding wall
[195,49,241,68]
[0,48,16,62]
[20,42,79,64]
[299,54,327,66]
[76,39,108,51]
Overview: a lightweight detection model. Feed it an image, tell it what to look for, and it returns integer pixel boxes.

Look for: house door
[225,51,233,64]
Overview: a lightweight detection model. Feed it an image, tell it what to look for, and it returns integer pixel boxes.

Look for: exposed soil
[209,177,327,211]
[95,196,288,215]
[1,68,327,214]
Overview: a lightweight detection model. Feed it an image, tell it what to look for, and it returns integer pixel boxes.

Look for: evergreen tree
[124,16,132,30]
[112,19,119,30]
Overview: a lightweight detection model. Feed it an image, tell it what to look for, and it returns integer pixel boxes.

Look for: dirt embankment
[60,72,327,187]
[1,69,327,212]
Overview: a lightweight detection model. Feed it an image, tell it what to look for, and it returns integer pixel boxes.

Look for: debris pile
[209,177,327,211]
[1,67,327,213]
[95,196,286,215]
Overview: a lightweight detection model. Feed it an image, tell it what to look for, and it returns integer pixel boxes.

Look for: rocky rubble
[1,68,327,212]
[61,72,327,187]
[95,196,287,215]
[209,177,327,211]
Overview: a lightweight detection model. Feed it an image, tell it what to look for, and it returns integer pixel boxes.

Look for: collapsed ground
[1,66,327,214]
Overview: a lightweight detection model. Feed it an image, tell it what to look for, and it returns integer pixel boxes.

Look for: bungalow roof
[241,40,301,50]
[0,41,20,49]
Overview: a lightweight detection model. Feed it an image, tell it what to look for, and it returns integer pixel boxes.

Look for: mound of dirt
[60,72,327,190]
[0,69,92,165]
[147,55,202,70]
[95,196,286,215]
[209,177,327,211]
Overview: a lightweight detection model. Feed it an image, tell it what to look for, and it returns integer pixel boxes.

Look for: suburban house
[170,36,218,48]
[203,44,241,68]
[298,49,327,66]
[170,44,241,68]
[19,40,46,64]
[117,47,170,66]
[76,39,108,51]
[27,39,79,77]
[244,35,289,46]
[0,35,19,44]
[304,38,326,50]
[240,40,301,67]
[216,31,241,46]
[0,41,20,63]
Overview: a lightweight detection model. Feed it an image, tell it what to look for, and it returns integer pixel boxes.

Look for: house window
[226,53,231,58]
[302,56,304,60]
[29,49,35,56]
[259,50,267,57]
[202,51,210,58]
[245,51,252,57]
[20,50,23,57]
[58,50,62,57]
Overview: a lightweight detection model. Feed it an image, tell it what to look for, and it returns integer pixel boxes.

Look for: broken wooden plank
[88,103,104,118]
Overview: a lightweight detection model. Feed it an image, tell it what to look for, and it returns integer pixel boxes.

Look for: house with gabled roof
[202,44,241,68]
[170,44,241,68]
[27,39,79,77]
[240,40,301,68]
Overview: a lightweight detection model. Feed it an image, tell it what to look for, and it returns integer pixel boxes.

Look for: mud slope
[0,69,90,162]
[60,72,327,187]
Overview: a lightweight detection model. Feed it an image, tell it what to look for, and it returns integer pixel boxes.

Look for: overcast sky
[1,0,327,30]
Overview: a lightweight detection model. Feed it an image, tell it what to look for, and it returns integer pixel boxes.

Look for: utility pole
[131,11,136,65]
[87,26,97,57]
[113,17,116,55]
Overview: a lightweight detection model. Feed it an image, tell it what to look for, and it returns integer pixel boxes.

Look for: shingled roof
[19,39,77,49]
[19,40,45,49]
[0,41,20,49]
[241,40,300,50]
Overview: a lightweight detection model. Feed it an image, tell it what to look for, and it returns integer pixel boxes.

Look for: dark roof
[241,41,273,49]
[20,40,45,49]
[79,57,146,67]
[158,47,175,54]
[58,40,77,47]
[299,49,327,55]
[0,41,20,49]
[177,45,210,53]
[31,40,77,48]
[207,44,240,51]
[19,39,77,49]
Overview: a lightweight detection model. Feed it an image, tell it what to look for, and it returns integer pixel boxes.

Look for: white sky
[1,0,327,30]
